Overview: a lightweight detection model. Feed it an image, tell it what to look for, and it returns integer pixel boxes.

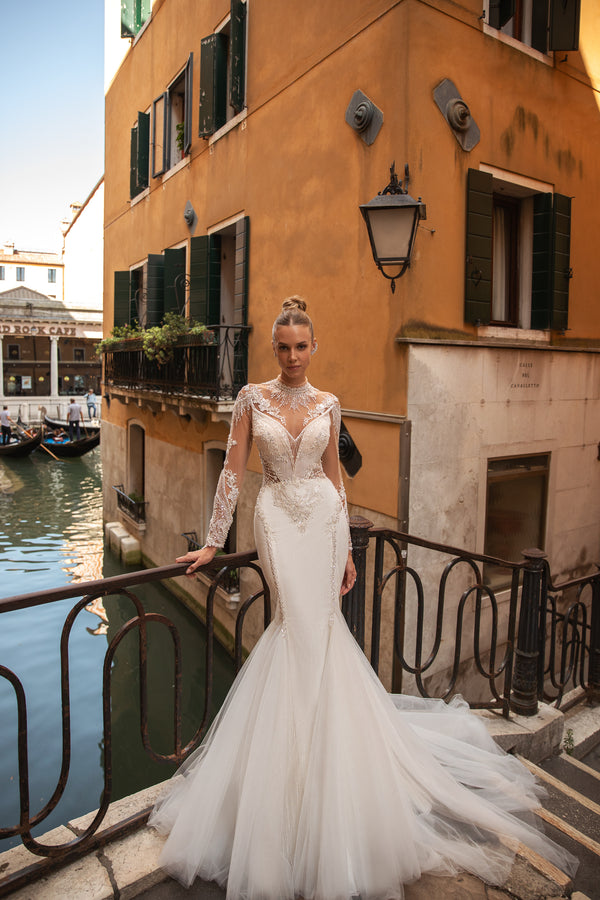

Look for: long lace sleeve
[204,387,253,549]
[321,399,352,551]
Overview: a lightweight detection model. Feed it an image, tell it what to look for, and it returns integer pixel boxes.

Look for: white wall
[62,181,104,314]
[0,258,63,298]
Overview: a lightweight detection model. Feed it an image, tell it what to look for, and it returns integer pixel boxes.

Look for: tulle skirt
[149,478,576,899]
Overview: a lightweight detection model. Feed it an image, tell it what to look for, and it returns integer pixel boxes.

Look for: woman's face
[273,324,316,385]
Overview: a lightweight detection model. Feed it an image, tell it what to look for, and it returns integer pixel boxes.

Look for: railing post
[345,516,373,649]
[511,548,546,717]
[588,567,600,701]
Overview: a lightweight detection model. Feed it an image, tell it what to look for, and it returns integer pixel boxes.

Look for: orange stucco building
[102,0,600,687]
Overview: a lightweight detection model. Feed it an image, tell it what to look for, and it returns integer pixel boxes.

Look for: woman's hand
[340,552,357,596]
[176,546,218,577]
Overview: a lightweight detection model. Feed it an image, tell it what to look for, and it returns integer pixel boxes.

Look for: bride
[149,297,577,899]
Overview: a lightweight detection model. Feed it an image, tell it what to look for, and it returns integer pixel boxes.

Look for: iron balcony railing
[112,484,148,524]
[1,519,598,894]
[103,326,250,402]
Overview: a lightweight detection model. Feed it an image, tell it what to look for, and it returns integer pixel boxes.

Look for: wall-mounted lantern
[360,163,426,292]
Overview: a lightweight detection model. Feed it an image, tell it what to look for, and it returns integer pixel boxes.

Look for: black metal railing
[1,519,598,893]
[0,551,269,896]
[112,484,147,523]
[103,325,250,402]
[182,531,240,594]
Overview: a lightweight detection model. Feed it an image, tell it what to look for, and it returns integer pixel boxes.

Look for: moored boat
[44,415,100,435]
[41,432,100,457]
[0,430,43,458]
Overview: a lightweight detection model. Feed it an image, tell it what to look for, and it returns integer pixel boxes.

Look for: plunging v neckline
[253,405,329,443]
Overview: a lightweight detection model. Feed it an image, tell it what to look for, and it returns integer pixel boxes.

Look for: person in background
[67,398,84,441]
[86,389,97,420]
[1,406,13,445]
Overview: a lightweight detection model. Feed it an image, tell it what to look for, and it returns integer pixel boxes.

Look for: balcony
[103,327,250,415]
[113,484,147,524]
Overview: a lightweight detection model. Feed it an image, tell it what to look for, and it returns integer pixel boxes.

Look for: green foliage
[563,727,575,756]
[96,313,212,365]
[176,122,185,155]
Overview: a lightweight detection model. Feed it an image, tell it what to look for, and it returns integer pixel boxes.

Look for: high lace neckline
[273,377,312,394]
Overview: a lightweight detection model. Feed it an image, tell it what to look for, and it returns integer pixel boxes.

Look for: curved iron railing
[1,519,598,894]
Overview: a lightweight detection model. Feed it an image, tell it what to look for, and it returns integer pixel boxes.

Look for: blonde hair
[272,295,314,341]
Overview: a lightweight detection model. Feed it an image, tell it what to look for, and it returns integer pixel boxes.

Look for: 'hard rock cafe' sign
[1,322,80,337]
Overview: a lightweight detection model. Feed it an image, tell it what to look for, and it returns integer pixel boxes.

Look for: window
[486,0,580,53]
[128,423,145,500]
[152,54,193,176]
[16,267,25,281]
[8,344,20,360]
[465,168,571,330]
[130,111,150,199]
[484,454,549,588]
[0,266,4,280]
[189,216,250,391]
[74,348,85,362]
[199,0,247,139]
[48,268,57,283]
[121,0,151,38]
[113,248,186,328]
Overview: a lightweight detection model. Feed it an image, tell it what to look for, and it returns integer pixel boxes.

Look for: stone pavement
[1,701,598,900]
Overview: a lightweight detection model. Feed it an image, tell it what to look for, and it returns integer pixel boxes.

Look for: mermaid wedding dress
[149,378,576,899]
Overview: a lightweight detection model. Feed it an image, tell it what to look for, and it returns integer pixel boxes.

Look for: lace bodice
[205,378,350,548]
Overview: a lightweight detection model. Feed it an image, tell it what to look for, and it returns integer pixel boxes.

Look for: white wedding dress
[149,378,576,899]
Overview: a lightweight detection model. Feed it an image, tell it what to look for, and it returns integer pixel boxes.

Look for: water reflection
[0,451,234,851]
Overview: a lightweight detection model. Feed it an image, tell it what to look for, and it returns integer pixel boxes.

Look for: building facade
[102,0,600,690]
[0,181,104,421]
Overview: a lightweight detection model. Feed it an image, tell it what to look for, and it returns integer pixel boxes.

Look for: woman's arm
[321,400,356,595]
[177,388,253,576]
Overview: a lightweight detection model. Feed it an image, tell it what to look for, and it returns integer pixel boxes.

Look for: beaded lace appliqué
[204,379,351,549]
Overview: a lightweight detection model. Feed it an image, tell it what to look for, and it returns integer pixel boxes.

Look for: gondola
[44,414,100,435]
[41,432,100,458]
[0,430,43,458]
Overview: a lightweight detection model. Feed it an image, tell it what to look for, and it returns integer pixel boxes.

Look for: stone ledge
[474,702,565,763]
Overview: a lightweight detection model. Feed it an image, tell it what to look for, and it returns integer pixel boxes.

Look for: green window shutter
[137,111,150,191]
[234,217,250,326]
[230,0,247,115]
[164,248,187,316]
[531,0,549,53]
[199,34,227,138]
[551,194,571,331]
[184,53,193,155]
[531,194,553,329]
[152,93,168,177]
[549,0,580,51]
[121,0,150,38]
[488,0,515,29]
[465,169,493,325]
[137,0,151,32]
[121,0,135,38]
[532,193,571,330]
[114,271,131,327]
[130,112,149,198]
[146,254,165,327]
[130,124,139,198]
[189,236,221,324]
[189,236,208,321]
[233,217,250,389]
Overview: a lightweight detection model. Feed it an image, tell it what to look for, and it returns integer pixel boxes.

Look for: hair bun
[281,295,307,314]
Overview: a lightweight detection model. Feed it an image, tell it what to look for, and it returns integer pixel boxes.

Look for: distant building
[0,242,63,299]
[0,179,104,420]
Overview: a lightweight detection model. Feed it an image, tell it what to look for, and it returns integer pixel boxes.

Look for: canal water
[0,448,235,852]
